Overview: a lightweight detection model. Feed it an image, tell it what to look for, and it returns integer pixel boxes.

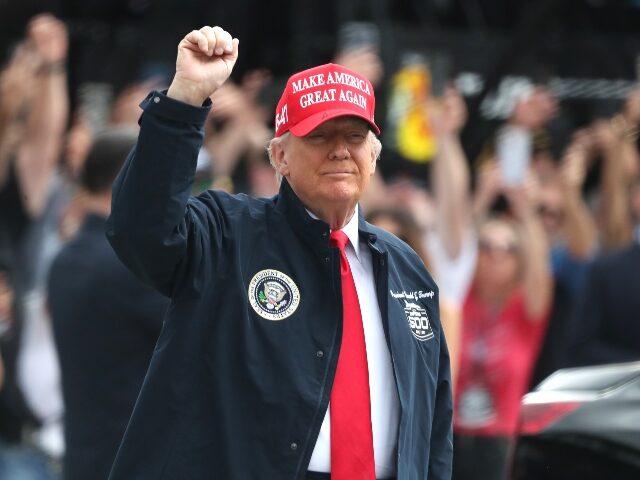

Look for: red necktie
[330,230,376,480]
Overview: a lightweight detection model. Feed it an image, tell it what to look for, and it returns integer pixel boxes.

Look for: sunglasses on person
[536,204,565,222]
[478,238,520,256]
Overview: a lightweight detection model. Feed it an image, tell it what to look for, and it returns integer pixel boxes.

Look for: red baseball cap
[274,63,380,137]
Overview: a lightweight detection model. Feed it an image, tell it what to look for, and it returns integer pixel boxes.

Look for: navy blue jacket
[106,91,452,480]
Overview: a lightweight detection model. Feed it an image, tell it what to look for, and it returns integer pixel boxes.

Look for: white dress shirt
[308,206,400,477]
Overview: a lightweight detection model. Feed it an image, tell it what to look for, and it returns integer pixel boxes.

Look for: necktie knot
[330,230,349,252]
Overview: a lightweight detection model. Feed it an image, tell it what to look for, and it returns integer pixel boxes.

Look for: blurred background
[1,0,640,479]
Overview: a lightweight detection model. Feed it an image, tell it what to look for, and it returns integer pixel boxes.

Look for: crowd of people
[0,13,639,480]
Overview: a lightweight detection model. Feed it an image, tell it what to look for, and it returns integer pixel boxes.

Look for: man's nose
[328,136,350,160]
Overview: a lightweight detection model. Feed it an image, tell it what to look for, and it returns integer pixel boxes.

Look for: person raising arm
[106,26,451,480]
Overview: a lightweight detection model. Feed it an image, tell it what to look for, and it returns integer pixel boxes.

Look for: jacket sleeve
[105,91,213,297]
[428,325,453,479]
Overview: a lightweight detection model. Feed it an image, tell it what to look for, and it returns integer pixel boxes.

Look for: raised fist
[167,26,239,106]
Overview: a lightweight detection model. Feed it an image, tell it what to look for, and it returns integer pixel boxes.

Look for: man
[567,177,640,367]
[48,128,168,480]
[106,26,452,480]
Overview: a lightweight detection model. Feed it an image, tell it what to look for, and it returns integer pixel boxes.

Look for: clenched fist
[167,26,239,106]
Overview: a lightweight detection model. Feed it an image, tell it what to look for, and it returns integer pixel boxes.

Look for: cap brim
[288,108,381,137]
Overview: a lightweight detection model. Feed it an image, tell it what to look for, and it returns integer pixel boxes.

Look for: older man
[106,26,452,480]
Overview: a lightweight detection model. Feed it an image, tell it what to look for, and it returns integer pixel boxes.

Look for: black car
[511,361,640,479]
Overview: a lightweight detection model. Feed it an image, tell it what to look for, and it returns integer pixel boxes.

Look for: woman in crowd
[454,179,552,480]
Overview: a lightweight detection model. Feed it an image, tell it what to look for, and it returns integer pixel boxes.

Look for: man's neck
[306,204,357,230]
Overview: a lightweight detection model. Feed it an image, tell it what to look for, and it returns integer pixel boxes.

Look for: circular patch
[248,269,300,321]
[403,300,434,341]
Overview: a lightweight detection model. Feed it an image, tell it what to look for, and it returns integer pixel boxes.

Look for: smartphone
[424,52,451,98]
[77,82,113,133]
[496,124,532,186]
[337,21,380,52]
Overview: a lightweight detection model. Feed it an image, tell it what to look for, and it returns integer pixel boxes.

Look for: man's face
[273,117,376,215]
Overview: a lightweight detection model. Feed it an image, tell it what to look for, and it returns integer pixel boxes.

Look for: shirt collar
[337,205,361,261]
[305,205,361,261]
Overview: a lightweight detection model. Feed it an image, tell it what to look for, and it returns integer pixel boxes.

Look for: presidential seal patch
[403,300,434,341]
[248,269,300,321]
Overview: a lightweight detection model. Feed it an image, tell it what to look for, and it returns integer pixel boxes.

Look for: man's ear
[273,142,290,177]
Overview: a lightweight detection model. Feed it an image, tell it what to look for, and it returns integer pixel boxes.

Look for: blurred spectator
[562,88,640,368]
[47,128,168,480]
[596,88,640,251]
[425,87,476,308]
[509,87,558,133]
[566,174,640,367]
[453,185,552,479]
[200,71,273,194]
[0,13,68,220]
[64,112,93,183]
[0,13,68,272]
[109,78,167,128]
[453,90,553,480]
[569,137,640,365]
[423,87,475,387]
[529,130,598,386]
[0,13,69,480]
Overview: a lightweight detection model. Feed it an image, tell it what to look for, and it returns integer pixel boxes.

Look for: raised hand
[476,159,503,200]
[27,14,69,65]
[167,26,239,106]
[504,172,540,221]
[0,44,40,120]
[472,159,503,221]
[430,87,468,136]
[333,46,383,88]
[560,139,588,192]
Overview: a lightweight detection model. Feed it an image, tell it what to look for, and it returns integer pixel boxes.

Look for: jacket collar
[274,179,379,253]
